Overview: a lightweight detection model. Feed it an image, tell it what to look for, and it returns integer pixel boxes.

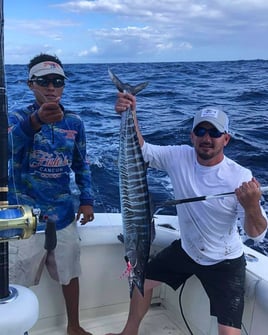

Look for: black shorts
[146,239,246,329]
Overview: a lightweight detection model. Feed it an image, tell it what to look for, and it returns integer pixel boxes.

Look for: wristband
[33,111,45,125]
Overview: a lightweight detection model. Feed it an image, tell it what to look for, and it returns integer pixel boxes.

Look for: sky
[3,0,268,64]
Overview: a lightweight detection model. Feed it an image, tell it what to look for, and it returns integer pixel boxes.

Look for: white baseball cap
[192,107,229,133]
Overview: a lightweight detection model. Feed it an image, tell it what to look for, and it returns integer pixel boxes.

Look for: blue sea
[5,60,268,255]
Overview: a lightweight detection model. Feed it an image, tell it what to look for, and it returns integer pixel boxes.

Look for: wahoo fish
[108,69,155,297]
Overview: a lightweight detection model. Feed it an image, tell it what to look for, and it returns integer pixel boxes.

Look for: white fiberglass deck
[30,305,185,335]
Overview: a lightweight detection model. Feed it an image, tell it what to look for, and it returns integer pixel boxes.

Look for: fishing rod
[0,3,46,332]
[163,186,268,206]
[0,0,38,301]
[0,0,10,298]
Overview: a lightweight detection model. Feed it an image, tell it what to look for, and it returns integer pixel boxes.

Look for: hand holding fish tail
[115,92,136,113]
[115,92,144,147]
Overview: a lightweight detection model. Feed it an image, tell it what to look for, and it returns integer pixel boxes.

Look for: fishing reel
[0,205,39,242]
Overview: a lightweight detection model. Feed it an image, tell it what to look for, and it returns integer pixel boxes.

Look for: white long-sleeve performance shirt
[142,142,267,265]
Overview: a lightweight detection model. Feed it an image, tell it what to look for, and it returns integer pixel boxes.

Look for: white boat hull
[6,213,268,335]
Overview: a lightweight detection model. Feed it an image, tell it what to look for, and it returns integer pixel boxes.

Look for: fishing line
[8,87,50,206]
[8,85,38,206]
[9,130,20,205]
[178,280,249,335]
[5,71,33,110]
[8,82,39,206]
[241,322,249,335]
[178,281,194,335]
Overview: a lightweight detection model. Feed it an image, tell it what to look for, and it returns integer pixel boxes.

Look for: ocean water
[5,60,268,254]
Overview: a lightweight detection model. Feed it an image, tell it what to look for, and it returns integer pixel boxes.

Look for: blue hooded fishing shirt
[8,102,94,231]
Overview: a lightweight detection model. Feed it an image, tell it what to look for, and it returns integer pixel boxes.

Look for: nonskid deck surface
[29,305,185,335]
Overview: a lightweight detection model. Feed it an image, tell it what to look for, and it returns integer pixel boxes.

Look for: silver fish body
[109,69,154,297]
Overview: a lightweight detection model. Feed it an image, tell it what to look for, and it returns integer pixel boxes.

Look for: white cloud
[78,45,99,58]
[4,1,268,63]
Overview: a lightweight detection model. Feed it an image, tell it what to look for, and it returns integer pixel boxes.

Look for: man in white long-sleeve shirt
[106,94,267,335]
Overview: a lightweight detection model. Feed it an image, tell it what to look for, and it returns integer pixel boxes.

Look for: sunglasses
[193,127,224,138]
[31,76,65,88]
